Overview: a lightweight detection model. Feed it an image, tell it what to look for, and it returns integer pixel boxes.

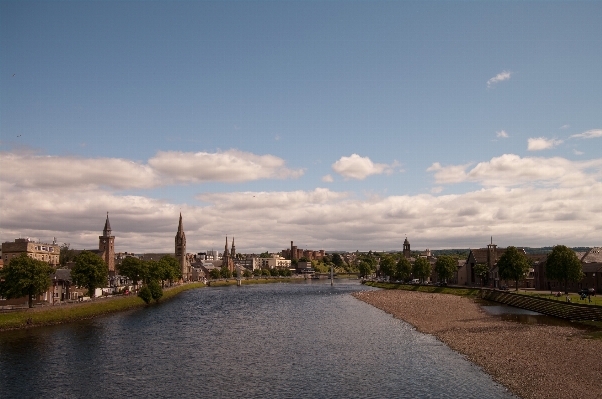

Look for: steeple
[224,236,229,258]
[103,212,112,237]
[231,237,236,258]
[178,212,184,234]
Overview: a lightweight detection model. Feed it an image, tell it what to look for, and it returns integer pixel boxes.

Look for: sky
[1,1,601,254]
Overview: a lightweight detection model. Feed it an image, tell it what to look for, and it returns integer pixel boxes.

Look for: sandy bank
[353,290,602,399]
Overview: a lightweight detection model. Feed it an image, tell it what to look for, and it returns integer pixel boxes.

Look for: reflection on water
[480,302,578,328]
[1,281,515,398]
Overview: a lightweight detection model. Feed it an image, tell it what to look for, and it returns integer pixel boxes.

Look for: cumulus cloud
[487,70,511,88]
[527,137,563,151]
[0,152,159,189]
[570,129,602,139]
[2,183,601,253]
[0,149,303,190]
[332,154,398,180]
[427,154,602,187]
[148,150,304,183]
[322,174,334,182]
[496,130,509,138]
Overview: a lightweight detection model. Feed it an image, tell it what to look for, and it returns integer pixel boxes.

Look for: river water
[0,280,514,398]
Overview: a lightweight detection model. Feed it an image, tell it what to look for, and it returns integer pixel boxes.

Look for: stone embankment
[353,290,602,399]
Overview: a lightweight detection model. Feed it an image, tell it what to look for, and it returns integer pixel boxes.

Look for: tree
[59,243,76,266]
[473,263,489,288]
[434,255,457,283]
[148,280,163,302]
[243,269,252,278]
[412,257,431,283]
[395,257,412,282]
[158,255,182,285]
[71,251,108,298]
[209,269,221,279]
[138,285,152,304]
[331,253,344,268]
[252,269,262,277]
[220,266,232,279]
[358,260,373,278]
[0,254,53,308]
[117,257,146,288]
[379,256,396,279]
[545,245,584,294]
[497,246,530,291]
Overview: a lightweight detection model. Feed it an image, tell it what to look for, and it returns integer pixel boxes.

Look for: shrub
[148,280,163,302]
[138,285,152,304]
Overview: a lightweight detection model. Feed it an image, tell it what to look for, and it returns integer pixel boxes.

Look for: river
[0,280,515,398]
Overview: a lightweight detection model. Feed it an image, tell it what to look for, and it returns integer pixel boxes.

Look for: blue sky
[1,1,601,253]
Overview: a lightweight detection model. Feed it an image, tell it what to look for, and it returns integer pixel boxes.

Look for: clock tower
[99,212,115,274]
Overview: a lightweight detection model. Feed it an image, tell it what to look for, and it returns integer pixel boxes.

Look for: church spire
[224,236,229,258]
[178,212,184,234]
[231,237,236,258]
[103,212,112,237]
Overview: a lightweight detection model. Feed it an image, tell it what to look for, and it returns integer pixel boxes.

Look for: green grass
[0,282,205,331]
[364,282,482,297]
[515,290,602,306]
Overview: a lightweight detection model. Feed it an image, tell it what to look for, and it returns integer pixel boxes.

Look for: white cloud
[527,137,563,151]
[149,150,304,183]
[427,154,602,187]
[487,70,511,88]
[573,149,584,155]
[322,174,334,183]
[0,152,159,189]
[560,124,570,129]
[496,130,509,138]
[431,186,444,194]
[570,129,602,139]
[2,183,601,253]
[332,154,398,180]
[0,150,304,190]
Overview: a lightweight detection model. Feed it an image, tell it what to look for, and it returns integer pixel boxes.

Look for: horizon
[1,2,600,253]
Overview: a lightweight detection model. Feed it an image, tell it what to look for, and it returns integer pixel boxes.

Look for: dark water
[0,281,514,398]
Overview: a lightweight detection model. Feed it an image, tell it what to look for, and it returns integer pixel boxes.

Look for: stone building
[1,237,60,267]
[98,213,115,274]
[222,236,235,272]
[403,237,411,259]
[175,213,192,281]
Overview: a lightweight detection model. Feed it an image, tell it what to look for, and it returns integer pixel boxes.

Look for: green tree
[261,268,270,276]
[220,266,232,279]
[138,285,152,304]
[0,254,53,308]
[434,255,457,283]
[379,256,396,279]
[148,280,163,302]
[497,246,531,291]
[395,257,412,281]
[71,251,108,298]
[358,260,373,278]
[331,253,344,268]
[59,243,76,266]
[243,269,252,278]
[117,257,146,288]
[259,251,271,258]
[252,269,262,277]
[545,245,584,293]
[412,257,431,283]
[209,269,221,279]
[473,263,489,288]
[158,255,182,285]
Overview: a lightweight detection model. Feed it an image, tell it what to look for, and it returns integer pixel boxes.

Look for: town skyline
[1,2,601,252]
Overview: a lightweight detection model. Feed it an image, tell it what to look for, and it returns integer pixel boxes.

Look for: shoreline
[353,289,602,399]
[0,282,206,331]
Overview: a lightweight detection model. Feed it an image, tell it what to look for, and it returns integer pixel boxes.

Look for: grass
[0,282,205,331]
[364,282,482,297]
[515,290,602,306]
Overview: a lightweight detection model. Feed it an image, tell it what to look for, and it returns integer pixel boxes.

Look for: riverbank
[353,289,602,399]
[0,282,205,331]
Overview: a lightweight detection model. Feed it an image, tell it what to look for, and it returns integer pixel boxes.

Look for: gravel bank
[353,290,602,399]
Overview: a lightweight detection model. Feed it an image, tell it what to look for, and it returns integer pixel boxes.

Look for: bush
[148,280,163,302]
[138,285,152,304]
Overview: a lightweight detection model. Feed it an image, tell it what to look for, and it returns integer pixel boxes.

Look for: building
[175,213,192,281]
[98,213,115,274]
[1,238,60,267]
[403,237,411,259]
[534,247,602,293]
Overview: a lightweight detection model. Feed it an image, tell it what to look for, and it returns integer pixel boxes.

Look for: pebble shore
[353,290,602,399]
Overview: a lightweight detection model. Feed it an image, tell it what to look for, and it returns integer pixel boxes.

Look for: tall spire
[178,212,184,233]
[103,212,112,237]
[231,237,236,257]
[224,236,229,255]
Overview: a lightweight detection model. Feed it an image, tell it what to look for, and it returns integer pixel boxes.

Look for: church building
[175,213,192,281]
[99,213,115,274]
